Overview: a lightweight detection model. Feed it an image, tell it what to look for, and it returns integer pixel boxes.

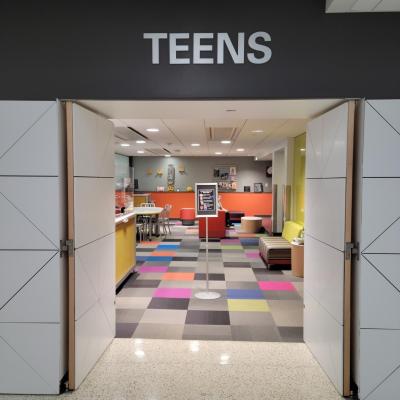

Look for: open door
[66,102,116,389]
[304,101,355,396]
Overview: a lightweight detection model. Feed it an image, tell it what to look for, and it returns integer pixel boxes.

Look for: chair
[140,202,155,207]
[157,204,173,237]
[140,202,156,236]
[259,221,303,269]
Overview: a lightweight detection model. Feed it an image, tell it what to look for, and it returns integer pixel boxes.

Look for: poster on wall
[195,183,218,217]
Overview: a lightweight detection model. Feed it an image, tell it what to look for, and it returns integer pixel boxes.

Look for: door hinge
[60,239,74,257]
[345,242,359,260]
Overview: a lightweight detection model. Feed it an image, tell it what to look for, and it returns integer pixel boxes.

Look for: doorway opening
[66,98,354,396]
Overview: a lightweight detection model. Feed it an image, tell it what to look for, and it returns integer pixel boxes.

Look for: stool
[241,216,262,233]
[180,208,195,226]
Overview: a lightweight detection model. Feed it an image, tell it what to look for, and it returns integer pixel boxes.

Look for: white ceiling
[326,0,400,12]
[79,99,343,159]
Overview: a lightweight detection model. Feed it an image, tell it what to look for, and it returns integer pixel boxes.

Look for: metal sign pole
[206,216,209,291]
[195,215,221,300]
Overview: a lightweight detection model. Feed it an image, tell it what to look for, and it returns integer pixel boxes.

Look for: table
[291,242,304,278]
[241,216,263,233]
[133,207,164,240]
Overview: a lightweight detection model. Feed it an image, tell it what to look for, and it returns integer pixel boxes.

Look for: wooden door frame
[343,100,355,397]
[66,101,76,390]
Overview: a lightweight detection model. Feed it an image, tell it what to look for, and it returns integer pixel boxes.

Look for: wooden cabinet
[291,242,304,278]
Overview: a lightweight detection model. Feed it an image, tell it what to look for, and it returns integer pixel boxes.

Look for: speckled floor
[0,339,342,400]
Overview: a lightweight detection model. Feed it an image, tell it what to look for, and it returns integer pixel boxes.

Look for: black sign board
[195,183,218,217]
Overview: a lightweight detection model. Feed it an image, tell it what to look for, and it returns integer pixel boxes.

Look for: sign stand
[194,182,221,300]
[195,217,221,300]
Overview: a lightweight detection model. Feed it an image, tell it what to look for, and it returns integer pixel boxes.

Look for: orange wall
[148,192,272,219]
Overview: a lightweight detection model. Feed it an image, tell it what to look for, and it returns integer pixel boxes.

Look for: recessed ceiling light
[221,140,231,144]
[300,148,306,152]
[120,143,130,147]
[146,128,159,132]
[165,154,171,158]
[215,152,222,155]
[251,130,264,133]
[236,148,245,152]
[137,150,144,154]
[191,143,200,147]
[136,140,146,144]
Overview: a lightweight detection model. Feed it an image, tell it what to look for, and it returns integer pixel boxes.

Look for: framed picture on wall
[254,182,263,192]
[244,186,251,192]
[266,165,272,177]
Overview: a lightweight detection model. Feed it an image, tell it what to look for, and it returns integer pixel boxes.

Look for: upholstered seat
[259,221,303,269]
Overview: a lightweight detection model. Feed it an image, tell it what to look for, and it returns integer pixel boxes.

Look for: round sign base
[194,291,221,300]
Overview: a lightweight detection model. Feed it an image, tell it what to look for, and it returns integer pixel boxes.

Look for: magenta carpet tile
[258,281,296,291]
[138,266,169,273]
[154,288,193,299]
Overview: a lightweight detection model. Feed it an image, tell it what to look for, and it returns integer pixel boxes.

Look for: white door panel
[363,102,400,177]
[74,177,114,248]
[360,256,400,329]
[0,255,60,323]
[68,103,115,390]
[72,104,114,178]
[304,236,344,324]
[0,323,61,394]
[305,178,346,251]
[0,250,57,308]
[0,101,54,157]
[359,329,400,400]
[367,100,400,133]
[306,102,348,179]
[75,234,115,321]
[0,101,65,395]
[74,302,114,388]
[360,178,400,252]
[304,291,343,391]
[0,103,60,176]
[304,101,354,396]
[0,177,61,247]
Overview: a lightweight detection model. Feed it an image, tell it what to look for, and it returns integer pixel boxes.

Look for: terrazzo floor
[0,339,342,400]
[116,222,304,342]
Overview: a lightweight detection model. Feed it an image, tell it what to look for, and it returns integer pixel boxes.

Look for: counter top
[115,207,164,225]
[115,211,136,225]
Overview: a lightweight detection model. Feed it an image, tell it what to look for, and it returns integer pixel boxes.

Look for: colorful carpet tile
[116,223,304,342]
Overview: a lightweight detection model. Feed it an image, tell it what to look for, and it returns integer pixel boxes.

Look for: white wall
[353,100,400,399]
[0,101,67,394]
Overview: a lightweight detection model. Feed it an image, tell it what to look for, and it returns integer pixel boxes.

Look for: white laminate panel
[0,255,60,323]
[0,101,54,159]
[74,177,115,248]
[73,104,114,178]
[0,251,57,308]
[360,178,400,253]
[75,302,114,388]
[304,235,344,324]
[304,290,343,394]
[306,102,348,179]
[362,363,400,400]
[367,100,400,134]
[0,323,61,394]
[0,194,56,250]
[0,177,61,249]
[0,103,60,176]
[363,103,400,178]
[75,234,115,321]
[305,178,346,251]
[360,256,400,329]
[359,329,400,400]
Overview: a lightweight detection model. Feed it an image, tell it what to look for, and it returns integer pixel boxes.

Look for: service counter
[115,212,136,286]
[147,191,273,219]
